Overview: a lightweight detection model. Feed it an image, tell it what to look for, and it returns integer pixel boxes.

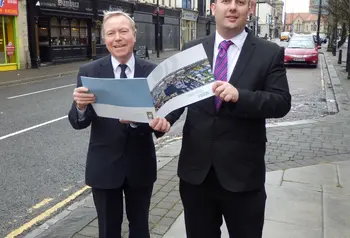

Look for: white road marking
[7,84,76,99]
[0,116,68,141]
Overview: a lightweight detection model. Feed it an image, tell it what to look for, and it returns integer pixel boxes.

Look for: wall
[17,0,30,69]
[257,3,273,25]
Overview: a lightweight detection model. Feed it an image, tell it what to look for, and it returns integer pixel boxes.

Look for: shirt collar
[214,29,248,51]
[111,54,135,72]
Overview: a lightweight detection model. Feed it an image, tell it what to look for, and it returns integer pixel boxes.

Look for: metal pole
[256,0,259,36]
[156,0,160,58]
[348,0,350,78]
[283,0,286,32]
[316,0,322,46]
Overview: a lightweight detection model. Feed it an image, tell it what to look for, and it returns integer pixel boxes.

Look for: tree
[322,0,350,23]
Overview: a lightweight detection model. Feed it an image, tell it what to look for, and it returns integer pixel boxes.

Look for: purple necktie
[214,40,233,110]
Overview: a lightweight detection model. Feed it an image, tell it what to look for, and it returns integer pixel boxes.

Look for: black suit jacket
[166,29,291,192]
[68,55,158,189]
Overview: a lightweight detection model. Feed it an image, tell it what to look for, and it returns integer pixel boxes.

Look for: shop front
[0,0,19,72]
[180,9,198,49]
[28,0,94,64]
[134,4,180,52]
[93,0,134,58]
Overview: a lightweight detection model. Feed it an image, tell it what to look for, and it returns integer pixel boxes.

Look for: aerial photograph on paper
[151,58,213,111]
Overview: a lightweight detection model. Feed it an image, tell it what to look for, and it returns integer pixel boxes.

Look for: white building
[256,0,274,37]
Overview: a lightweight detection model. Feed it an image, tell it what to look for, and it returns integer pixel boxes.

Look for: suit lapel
[134,57,146,78]
[203,34,215,69]
[202,35,216,114]
[99,55,115,78]
[229,30,256,86]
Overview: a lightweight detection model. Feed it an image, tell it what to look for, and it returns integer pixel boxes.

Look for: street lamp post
[347,0,350,79]
[256,0,259,36]
[156,0,160,58]
[316,0,322,46]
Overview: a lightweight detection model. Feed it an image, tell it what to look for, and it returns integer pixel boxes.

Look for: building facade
[285,13,328,34]
[0,0,28,72]
[256,0,274,37]
[134,3,181,52]
[273,0,283,38]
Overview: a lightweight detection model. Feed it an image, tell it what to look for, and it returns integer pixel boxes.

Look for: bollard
[332,45,336,56]
[338,49,342,64]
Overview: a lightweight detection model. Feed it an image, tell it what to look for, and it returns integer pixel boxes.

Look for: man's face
[103,15,136,62]
[211,0,250,33]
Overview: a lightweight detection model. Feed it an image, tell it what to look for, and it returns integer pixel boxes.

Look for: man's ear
[210,2,216,15]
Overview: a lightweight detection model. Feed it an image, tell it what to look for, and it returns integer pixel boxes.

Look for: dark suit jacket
[68,55,158,189]
[166,29,291,192]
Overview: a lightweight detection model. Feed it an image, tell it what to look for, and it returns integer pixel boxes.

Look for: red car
[284,37,319,68]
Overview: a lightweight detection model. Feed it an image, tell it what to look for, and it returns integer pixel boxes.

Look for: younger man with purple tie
[156,0,291,237]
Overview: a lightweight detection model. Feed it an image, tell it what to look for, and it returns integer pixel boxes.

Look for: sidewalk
[165,159,350,238]
[22,48,350,238]
[0,51,179,87]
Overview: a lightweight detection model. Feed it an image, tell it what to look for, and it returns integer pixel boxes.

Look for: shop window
[71,19,79,45]
[38,16,49,46]
[50,17,60,46]
[80,20,88,45]
[92,23,102,44]
[60,18,70,45]
[0,16,16,64]
[48,17,89,46]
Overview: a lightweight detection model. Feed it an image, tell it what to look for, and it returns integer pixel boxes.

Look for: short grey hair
[102,10,137,35]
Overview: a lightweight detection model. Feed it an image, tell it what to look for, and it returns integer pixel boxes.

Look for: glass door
[0,16,4,64]
[0,16,16,64]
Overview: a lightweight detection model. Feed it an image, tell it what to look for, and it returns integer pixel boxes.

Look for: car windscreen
[287,40,315,49]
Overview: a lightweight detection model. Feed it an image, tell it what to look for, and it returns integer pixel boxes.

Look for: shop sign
[97,1,131,15]
[39,0,93,13]
[0,0,19,16]
[153,8,165,16]
[181,10,198,21]
[6,42,15,56]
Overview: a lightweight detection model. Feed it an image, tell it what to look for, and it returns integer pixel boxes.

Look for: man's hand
[149,117,171,133]
[212,81,239,103]
[73,87,96,110]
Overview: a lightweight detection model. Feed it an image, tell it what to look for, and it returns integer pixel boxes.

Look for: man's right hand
[73,87,96,110]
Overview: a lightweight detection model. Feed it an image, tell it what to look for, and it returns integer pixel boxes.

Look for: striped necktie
[214,40,233,110]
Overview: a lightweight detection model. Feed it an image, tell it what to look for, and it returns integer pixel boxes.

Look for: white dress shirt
[77,54,138,128]
[213,30,248,81]
[111,54,135,79]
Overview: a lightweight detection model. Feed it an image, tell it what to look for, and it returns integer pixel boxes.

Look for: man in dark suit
[156,0,291,237]
[68,11,170,238]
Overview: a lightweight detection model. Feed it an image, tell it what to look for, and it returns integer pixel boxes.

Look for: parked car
[284,37,319,68]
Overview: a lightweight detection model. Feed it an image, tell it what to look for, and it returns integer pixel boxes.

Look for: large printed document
[81,44,215,123]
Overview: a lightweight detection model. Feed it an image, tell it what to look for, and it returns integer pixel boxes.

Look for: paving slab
[265,170,283,186]
[262,220,322,238]
[264,185,322,229]
[283,163,338,186]
[323,192,350,238]
[163,213,230,238]
[156,140,182,157]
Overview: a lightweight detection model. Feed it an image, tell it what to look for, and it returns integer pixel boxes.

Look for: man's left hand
[149,117,171,133]
[212,81,239,103]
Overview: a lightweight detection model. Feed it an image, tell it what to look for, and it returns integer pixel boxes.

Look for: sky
[283,0,310,13]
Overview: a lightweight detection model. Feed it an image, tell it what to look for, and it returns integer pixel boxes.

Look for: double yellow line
[6,186,90,238]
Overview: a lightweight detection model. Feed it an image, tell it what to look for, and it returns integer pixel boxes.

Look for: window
[43,17,90,46]
[0,16,16,64]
